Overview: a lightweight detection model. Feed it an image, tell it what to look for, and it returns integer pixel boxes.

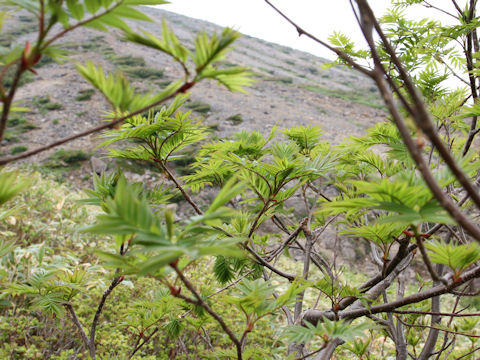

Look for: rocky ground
[2,6,389,272]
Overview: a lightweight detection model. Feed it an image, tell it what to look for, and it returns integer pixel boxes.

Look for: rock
[90,157,108,175]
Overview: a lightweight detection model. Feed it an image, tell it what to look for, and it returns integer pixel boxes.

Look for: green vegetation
[2,1,480,360]
[18,15,34,22]
[266,76,293,84]
[258,67,275,75]
[75,88,95,101]
[33,95,63,114]
[3,132,19,143]
[4,116,37,144]
[0,21,37,46]
[186,100,211,114]
[43,102,63,110]
[207,123,220,131]
[44,149,91,168]
[7,116,36,130]
[112,55,146,67]
[9,145,27,154]
[2,69,33,88]
[227,113,243,125]
[299,84,385,109]
[124,67,164,79]
[156,79,173,88]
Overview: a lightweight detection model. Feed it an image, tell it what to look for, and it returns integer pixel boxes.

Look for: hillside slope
[3,5,385,179]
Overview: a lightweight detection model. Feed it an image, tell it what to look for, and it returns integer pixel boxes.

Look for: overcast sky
[163,0,458,60]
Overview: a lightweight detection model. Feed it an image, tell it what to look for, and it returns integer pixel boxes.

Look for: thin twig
[65,304,90,352]
[89,276,123,359]
[263,0,373,78]
[171,265,243,360]
[393,309,478,317]
[397,316,480,338]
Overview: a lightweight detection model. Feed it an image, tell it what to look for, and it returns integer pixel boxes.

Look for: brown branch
[462,0,479,156]
[357,0,480,217]
[89,276,123,359]
[171,265,243,360]
[151,159,202,215]
[0,59,18,99]
[414,231,447,284]
[422,1,458,19]
[266,217,308,261]
[451,0,463,14]
[65,303,91,355]
[0,62,24,142]
[456,345,480,359]
[248,201,271,238]
[263,0,373,78]
[397,316,480,338]
[294,345,326,360]
[128,327,160,359]
[337,241,415,311]
[418,264,443,360]
[360,22,480,241]
[293,221,314,322]
[303,264,480,325]
[40,1,124,51]
[244,244,295,281]
[393,309,480,318]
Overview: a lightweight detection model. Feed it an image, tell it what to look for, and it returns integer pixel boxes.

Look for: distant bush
[227,113,243,125]
[10,145,27,155]
[45,149,91,168]
[124,67,164,79]
[33,95,63,113]
[186,101,211,114]
[43,102,63,110]
[75,89,95,101]
[267,76,293,84]
[112,55,146,67]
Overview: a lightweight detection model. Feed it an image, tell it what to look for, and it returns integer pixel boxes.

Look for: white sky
[163,0,459,60]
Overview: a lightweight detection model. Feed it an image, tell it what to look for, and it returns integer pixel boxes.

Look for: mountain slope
[3,6,385,180]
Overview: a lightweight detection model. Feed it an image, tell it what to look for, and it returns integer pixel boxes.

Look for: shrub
[227,113,243,125]
[33,95,63,113]
[45,149,91,168]
[112,55,146,67]
[266,76,293,84]
[7,116,36,130]
[124,67,164,79]
[9,145,27,154]
[3,2,480,360]
[43,102,63,110]
[186,100,211,114]
[75,89,95,101]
